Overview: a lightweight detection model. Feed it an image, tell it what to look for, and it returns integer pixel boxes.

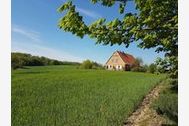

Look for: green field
[12,65,165,126]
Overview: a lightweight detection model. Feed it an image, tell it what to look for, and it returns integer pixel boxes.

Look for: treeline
[130,57,169,74]
[11,52,80,69]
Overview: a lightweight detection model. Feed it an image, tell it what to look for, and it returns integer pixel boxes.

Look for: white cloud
[12,24,83,62]
[12,25,41,42]
[58,0,102,19]
[12,41,83,62]
[77,7,102,19]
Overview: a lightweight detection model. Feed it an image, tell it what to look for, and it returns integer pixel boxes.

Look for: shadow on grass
[162,124,177,126]
[153,85,178,126]
[22,66,30,69]
[17,71,49,74]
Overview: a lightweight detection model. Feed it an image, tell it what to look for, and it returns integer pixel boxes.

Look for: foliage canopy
[58,0,177,57]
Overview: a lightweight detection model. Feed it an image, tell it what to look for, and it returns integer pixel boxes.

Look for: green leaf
[119,3,126,14]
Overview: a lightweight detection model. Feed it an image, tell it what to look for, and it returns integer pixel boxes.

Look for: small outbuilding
[105,51,136,71]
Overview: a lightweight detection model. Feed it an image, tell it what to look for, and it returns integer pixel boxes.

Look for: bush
[80,60,103,69]
[148,63,157,73]
[131,66,147,72]
[80,60,93,69]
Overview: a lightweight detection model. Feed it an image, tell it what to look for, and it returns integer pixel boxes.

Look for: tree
[80,60,93,69]
[148,63,157,74]
[11,52,79,69]
[57,0,177,78]
[143,64,149,71]
[132,57,143,67]
[80,60,103,69]
[91,61,103,69]
[155,57,177,78]
[11,54,24,69]
[131,57,146,72]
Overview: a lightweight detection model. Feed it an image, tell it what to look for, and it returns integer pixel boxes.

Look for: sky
[11,0,164,64]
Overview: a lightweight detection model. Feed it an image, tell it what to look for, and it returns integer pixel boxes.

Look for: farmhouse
[105,51,136,71]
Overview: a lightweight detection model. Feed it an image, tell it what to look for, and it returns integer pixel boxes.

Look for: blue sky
[12,0,164,64]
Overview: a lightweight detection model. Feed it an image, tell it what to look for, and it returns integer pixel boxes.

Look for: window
[120,65,122,69]
[116,65,119,70]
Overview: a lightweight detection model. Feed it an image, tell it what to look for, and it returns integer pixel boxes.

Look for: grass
[152,79,178,125]
[12,65,165,126]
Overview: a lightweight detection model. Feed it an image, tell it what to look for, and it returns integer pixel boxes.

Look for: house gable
[117,51,136,65]
[105,51,126,66]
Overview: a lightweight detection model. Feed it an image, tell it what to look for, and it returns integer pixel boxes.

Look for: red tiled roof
[117,51,136,64]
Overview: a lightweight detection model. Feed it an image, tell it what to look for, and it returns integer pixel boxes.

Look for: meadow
[12,65,165,126]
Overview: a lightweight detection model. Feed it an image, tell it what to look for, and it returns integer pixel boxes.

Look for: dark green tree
[11,52,79,69]
[11,54,25,69]
[148,63,157,74]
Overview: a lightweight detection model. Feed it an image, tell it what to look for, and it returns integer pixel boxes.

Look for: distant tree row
[130,57,169,74]
[11,52,80,69]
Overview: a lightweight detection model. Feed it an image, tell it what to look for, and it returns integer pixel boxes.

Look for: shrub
[80,60,93,69]
[131,66,147,72]
[148,63,157,73]
[80,60,103,69]
[130,57,148,72]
